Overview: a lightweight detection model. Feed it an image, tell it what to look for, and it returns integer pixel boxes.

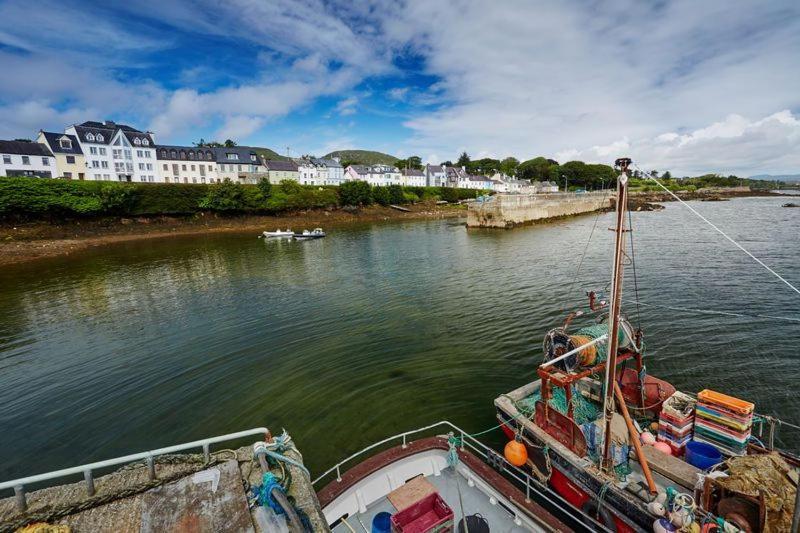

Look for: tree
[456,152,471,166]
[13,138,32,143]
[662,171,672,180]
[440,160,453,167]
[338,180,372,206]
[194,139,222,147]
[258,177,272,199]
[199,179,244,211]
[279,179,302,195]
[499,157,519,176]
[517,157,554,182]
[372,186,390,206]
[407,156,422,170]
[224,139,238,147]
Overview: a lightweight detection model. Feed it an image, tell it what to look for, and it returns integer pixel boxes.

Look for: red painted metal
[534,401,588,457]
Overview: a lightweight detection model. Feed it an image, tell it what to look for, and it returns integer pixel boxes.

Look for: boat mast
[600,157,631,472]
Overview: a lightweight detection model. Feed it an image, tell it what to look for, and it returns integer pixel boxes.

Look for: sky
[0,0,799,176]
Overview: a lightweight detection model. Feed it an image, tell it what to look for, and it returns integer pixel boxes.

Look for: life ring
[581,499,617,532]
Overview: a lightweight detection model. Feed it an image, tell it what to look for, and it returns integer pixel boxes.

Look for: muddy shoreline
[0,204,466,266]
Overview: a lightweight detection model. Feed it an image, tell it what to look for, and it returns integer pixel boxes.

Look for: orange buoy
[504,439,528,467]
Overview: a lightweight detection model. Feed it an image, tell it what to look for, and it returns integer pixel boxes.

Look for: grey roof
[73,125,115,145]
[265,160,298,172]
[402,169,424,176]
[426,164,444,172]
[39,131,83,155]
[311,157,342,168]
[122,130,155,147]
[469,175,491,182]
[347,165,370,175]
[0,140,53,157]
[156,145,216,162]
[212,146,263,165]
[72,121,153,147]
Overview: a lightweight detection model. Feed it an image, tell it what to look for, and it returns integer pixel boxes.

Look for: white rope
[623,299,800,323]
[642,171,800,297]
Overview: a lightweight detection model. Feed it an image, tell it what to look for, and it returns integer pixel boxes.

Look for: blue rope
[253,472,286,514]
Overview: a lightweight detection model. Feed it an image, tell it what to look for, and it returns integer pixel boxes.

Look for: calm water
[1,196,798,481]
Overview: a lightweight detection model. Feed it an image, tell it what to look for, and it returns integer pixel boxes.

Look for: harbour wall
[467,192,612,228]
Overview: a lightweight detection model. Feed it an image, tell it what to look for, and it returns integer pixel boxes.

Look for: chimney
[104,120,115,127]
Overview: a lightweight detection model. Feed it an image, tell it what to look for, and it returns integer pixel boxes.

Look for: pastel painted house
[37,131,86,179]
[0,140,56,178]
[265,160,300,183]
[213,146,268,184]
[156,145,218,183]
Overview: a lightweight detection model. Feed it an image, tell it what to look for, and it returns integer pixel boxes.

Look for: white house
[344,164,403,186]
[309,157,344,185]
[533,180,559,193]
[156,145,218,184]
[295,158,317,185]
[213,146,268,184]
[401,168,426,187]
[65,121,157,182]
[424,164,446,187]
[0,140,56,177]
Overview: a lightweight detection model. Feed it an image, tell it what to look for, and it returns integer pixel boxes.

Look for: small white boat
[262,229,294,238]
[293,228,326,240]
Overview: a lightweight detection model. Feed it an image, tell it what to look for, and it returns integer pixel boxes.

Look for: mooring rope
[640,170,800,297]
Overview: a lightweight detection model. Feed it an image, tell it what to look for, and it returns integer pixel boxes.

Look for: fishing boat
[294,228,326,240]
[495,158,800,533]
[263,229,295,238]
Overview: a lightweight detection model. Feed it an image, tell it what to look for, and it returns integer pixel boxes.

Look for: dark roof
[39,131,83,155]
[72,125,114,145]
[402,169,424,176]
[155,145,216,162]
[212,146,264,165]
[426,164,444,172]
[311,157,342,168]
[265,160,298,172]
[0,140,53,157]
[122,130,155,147]
[347,165,370,174]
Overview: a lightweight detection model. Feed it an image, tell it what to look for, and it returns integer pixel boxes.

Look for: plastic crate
[391,492,454,533]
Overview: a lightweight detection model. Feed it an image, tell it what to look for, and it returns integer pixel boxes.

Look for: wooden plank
[387,476,436,512]
[639,446,702,490]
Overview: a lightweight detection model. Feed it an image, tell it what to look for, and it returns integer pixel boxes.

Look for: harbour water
[1,196,798,482]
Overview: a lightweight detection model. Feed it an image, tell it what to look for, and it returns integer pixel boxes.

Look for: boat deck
[331,466,531,533]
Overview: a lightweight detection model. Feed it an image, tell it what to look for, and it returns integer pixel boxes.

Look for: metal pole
[601,158,631,472]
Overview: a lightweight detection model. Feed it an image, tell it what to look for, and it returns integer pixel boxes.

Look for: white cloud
[335,96,359,116]
[560,111,800,176]
[388,87,409,101]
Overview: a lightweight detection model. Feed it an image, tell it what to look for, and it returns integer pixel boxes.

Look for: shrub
[279,179,303,195]
[440,187,460,203]
[199,179,244,212]
[131,183,208,215]
[258,177,272,199]
[372,186,391,206]
[387,184,405,204]
[403,192,419,203]
[338,180,372,206]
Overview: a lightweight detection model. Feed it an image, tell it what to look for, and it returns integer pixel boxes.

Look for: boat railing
[0,426,271,513]
[312,420,613,532]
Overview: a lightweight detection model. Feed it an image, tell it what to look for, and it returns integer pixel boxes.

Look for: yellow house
[37,131,87,180]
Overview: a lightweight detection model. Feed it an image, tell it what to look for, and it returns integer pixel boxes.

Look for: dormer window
[161,149,167,158]
[59,138,72,150]
[134,138,141,146]
[180,151,186,159]
[206,152,212,160]
[96,134,104,142]
[170,150,177,158]
[250,155,256,162]
[86,133,95,141]
[226,153,239,160]
[188,151,195,159]
[142,139,149,146]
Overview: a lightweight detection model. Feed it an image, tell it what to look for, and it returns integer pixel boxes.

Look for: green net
[518,386,601,426]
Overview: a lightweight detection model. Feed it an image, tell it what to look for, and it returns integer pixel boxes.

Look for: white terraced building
[65,121,157,182]
[0,140,56,178]
[156,145,218,184]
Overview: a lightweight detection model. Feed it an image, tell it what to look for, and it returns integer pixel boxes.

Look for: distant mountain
[253,147,289,161]
[749,174,800,182]
[324,150,398,165]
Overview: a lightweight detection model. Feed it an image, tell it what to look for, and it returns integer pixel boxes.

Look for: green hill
[324,150,398,166]
[253,147,289,161]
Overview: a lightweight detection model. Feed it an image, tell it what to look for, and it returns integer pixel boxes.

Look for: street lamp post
[562,174,567,192]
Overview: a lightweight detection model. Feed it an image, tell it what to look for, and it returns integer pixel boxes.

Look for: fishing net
[715,452,797,532]
[519,386,601,426]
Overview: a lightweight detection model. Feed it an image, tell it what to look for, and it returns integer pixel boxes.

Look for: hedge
[0,177,483,220]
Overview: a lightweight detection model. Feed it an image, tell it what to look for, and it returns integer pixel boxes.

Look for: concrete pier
[467,192,612,228]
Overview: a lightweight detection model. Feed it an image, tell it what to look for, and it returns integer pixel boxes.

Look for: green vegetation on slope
[252,147,289,161]
[323,150,398,166]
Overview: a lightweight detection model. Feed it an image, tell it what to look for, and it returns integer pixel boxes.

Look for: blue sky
[0,0,799,175]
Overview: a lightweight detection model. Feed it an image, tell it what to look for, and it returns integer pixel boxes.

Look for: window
[201,177,206,183]
[113,137,122,146]
[163,164,168,171]
[192,177,197,183]
[161,149,167,158]
[2,155,10,164]
[149,176,154,182]
[115,162,125,172]
[199,165,205,176]
[172,164,179,174]
[90,147,98,155]
[206,152,212,160]
[92,160,100,168]
[251,155,256,162]
[59,138,72,149]
[140,176,147,182]
[238,164,243,172]
[101,161,108,169]
[96,134,104,142]
[190,165,195,171]
[226,153,239,160]
[165,177,170,183]
[66,155,75,164]
[182,164,186,171]
[144,151,151,158]
[126,163,133,172]
[103,174,110,180]
[136,150,143,158]
[124,149,132,160]
[139,163,145,170]
[146,163,153,171]
[86,133,95,141]
[134,138,141,146]
[113,149,122,159]
[142,139,149,146]
[188,151,195,160]
[64,172,72,178]
[99,147,106,156]
[183,177,188,183]
[94,173,101,179]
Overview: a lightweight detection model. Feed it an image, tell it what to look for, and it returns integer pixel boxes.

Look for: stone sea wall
[467,192,612,228]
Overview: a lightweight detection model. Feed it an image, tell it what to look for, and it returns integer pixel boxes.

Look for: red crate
[390,492,454,533]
